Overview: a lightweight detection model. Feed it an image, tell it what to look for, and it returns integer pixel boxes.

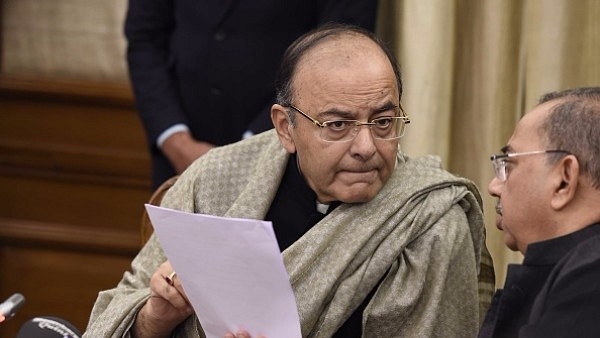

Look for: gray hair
[538,87,600,189]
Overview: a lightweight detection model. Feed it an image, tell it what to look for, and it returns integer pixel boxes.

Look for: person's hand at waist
[131,261,194,338]
[161,131,215,174]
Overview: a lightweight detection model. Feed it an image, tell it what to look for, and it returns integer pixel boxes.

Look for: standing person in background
[125,0,379,189]
[479,87,600,337]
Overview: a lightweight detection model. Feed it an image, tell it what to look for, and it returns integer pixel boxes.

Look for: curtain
[377,0,600,286]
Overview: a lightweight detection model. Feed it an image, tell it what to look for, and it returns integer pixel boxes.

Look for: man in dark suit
[480,87,600,337]
[124,0,379,189]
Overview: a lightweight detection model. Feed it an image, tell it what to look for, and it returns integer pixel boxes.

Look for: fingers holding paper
[150,260,192,315]
[131,260,194,337]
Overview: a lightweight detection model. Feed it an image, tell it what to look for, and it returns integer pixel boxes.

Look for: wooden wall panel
[0,77,149,181]
[0,243,135,336]
[0,175,149,231]
[0,76,153,337]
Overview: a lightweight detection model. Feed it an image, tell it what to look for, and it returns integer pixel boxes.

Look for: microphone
[0,293,25,320]
[17,316,82,338]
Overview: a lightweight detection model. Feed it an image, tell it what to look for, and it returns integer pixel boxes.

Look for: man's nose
[488,176,502,198]
[350,126,377,157]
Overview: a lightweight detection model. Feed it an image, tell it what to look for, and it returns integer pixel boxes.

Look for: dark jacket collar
[523,222,600,266]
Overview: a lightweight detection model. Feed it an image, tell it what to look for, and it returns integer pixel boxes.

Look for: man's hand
[162,131,215,173]
[132,261,194,338]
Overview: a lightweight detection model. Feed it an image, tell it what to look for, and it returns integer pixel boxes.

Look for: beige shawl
[84,130,493,338]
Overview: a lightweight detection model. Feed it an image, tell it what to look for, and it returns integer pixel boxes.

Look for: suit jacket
[478,222,600,338]
[124,0,379,187]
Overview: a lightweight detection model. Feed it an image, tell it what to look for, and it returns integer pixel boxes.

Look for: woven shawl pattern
[83,130,494,338]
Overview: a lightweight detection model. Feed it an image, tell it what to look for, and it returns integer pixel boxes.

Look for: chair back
[140,176,179,244]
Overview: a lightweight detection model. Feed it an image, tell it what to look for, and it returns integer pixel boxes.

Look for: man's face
[488,102,558,253]
[275,37,400,204]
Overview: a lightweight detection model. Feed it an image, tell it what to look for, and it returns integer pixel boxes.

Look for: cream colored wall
[1,0,128,82]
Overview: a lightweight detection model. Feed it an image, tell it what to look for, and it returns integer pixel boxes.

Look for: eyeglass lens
[320,118,407,142]
[495,160,507,181]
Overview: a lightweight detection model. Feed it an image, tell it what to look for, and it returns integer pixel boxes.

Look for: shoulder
[559,231,600,273]
[187,129,281,173]
[534,230,600,308]
[523,231,600,336]
[390,154,482,206]
[395,154,457,183]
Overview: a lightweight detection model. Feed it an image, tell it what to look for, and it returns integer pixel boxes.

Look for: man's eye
[373,117,393,128]
[327,120,352,131]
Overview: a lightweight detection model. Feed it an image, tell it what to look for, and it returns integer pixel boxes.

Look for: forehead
[508,101,554,149]
[292,35,398,106]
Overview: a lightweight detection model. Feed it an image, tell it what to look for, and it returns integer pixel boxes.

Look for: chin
[339,189,378,203]
[504,236,519,252]
[327,181,383,203]
[342,196,372,204]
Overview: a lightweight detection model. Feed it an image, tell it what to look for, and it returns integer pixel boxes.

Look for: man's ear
[551,154,580,210]
[271,104,296,154]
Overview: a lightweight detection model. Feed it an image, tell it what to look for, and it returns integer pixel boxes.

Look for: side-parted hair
[538,87,600,189]
[274,22,403,111]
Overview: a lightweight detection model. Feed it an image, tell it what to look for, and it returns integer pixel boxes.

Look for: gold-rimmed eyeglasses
[286,105,410,142]
[490,150,571,181]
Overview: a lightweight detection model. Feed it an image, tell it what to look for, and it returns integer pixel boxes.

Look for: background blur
[1,0,599,336]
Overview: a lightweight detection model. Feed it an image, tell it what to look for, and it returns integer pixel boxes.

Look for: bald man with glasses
[84,24,494,338]
[480,87,600,338]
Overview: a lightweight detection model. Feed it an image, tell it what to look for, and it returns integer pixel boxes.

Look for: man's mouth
[495,201,503,216]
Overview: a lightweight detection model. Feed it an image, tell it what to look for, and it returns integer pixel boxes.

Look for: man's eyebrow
[500,145,512,154]
[316,108,355,119]
[317,103,399,119]
[375,102,399,112]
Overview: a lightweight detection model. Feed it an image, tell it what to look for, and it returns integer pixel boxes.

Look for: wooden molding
[0,217,141,255]
[0,139,150,186]
[0,74,151,186]
[0,75,135,107]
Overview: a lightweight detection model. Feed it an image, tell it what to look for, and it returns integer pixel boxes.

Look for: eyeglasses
[286,105,410,142]
[490,150,571,181]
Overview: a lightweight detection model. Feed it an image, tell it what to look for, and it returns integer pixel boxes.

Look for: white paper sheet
[145,204,302,338]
